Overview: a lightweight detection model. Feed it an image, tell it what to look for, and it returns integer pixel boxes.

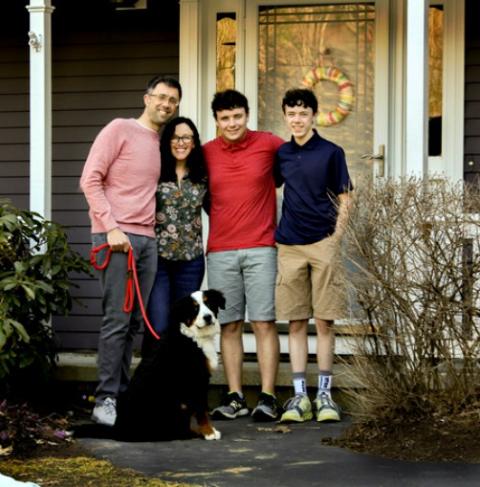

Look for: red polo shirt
[203,130,284,253]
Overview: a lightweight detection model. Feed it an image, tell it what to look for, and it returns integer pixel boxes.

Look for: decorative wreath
[302,66,354,127]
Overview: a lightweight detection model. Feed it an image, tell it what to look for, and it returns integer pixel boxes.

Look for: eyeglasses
[171,135,194,144]
[148,93,180,107]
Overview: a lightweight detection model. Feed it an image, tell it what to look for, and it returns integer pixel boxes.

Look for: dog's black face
[170,289,225,374]
[171,289,225,330]
[198,289,226,318]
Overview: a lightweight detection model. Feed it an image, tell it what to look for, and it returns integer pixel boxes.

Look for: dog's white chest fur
[180,322,219,369]
[179,291,221,369]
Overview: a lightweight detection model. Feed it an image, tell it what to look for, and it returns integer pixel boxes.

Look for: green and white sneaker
[314,392,341,422]
[279,394,313,423]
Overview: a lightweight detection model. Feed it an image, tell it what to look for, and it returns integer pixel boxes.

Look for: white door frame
[428,0,464,182]
[180,0,246,141]
[180,0,465,181]
[184,0,391,176]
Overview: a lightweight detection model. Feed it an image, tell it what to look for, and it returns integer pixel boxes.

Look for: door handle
[361,144,385,177]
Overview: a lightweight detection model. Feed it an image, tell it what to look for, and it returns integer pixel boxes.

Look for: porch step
[55,323,369,402]
[55,352,363,389]
[242,321,371,356]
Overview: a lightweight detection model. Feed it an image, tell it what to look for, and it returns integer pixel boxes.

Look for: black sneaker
[251,392,281,421]
[210,392,249,420]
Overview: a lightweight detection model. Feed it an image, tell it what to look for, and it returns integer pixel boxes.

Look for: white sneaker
[91,397,117,426]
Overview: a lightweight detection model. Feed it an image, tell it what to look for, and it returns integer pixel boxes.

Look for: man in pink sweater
[80,76,182,426]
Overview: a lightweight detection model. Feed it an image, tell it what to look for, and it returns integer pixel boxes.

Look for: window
[428,5,444,157]
[216,13,237,91]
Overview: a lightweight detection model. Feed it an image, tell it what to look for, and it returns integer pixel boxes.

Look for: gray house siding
[0,0,179,350]
[0,3,29,210]
[465,0,480,183]
[52,1,179,349]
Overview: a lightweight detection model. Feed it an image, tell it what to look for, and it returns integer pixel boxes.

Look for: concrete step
[55,323,369,404]
[55,352,363,389]
[187,321,370,356]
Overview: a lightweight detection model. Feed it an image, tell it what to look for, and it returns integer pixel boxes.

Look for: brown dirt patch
[323,416,480,463]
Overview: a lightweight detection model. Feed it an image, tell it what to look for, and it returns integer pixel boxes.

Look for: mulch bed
[323,415,480,463]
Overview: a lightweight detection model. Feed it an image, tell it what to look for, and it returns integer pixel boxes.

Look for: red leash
[90,243,160,340]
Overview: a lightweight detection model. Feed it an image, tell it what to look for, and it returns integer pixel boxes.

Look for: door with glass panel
[205,1,388,181]
[244,1,389,182]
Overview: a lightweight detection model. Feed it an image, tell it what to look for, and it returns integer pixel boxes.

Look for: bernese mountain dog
[76,289,225,441]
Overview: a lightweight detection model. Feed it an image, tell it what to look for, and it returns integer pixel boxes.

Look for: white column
[179,0,200,124]
[26,0,54,219]
[180,0,209,274]
[405,0,429,178]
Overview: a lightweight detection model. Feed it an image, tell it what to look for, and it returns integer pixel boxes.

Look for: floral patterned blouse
[154,177,207,261]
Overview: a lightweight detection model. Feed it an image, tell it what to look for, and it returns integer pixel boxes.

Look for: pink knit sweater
[80,119,160,238]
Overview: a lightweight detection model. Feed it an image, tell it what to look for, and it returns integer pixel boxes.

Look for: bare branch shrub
[343,178,480,422]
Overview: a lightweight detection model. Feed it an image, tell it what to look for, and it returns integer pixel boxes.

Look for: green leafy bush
[0,199,90,397]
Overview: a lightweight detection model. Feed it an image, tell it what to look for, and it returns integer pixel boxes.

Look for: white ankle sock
[293,372,307,396]
[317,371,332,398]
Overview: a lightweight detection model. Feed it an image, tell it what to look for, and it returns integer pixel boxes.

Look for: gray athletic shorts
[207,246,277,325]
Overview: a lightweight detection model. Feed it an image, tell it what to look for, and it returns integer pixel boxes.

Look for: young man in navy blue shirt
[275,88,352,423]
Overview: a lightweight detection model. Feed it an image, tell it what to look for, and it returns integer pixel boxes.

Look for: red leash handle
[90,244,160,340]
[90,242,111,270]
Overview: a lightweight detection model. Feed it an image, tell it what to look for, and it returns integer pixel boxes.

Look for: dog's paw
[208,356,218,370]
[204,428,221,441]
[180,322,194,338]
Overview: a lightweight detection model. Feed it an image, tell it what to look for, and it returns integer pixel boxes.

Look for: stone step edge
[55,352,364,388]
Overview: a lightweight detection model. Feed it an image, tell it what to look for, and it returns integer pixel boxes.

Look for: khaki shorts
[275,237,345,321]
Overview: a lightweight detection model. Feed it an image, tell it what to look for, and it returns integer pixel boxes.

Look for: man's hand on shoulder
[107,228,131,252]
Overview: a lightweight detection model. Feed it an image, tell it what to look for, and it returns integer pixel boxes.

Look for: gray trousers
[92,232,157,402]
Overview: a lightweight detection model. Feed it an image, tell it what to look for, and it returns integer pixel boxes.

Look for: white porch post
[179,0,200,124]
[26,0,54,219]
[405,0,429,178]
[179,0,210,283]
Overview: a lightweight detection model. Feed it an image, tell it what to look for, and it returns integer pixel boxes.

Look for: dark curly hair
[160,117,206,184]
[282,88,318,114]
[211,89,249,119]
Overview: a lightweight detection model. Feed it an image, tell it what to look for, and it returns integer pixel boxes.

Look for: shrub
[343,178,480,422]
[0,199,90,398]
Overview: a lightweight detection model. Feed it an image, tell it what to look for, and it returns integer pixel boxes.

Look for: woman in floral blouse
[146,117,207,335]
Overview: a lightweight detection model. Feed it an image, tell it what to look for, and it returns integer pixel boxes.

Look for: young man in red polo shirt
[204,90,283,421]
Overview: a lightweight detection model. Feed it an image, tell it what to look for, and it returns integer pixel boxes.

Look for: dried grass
[1,456,197,487]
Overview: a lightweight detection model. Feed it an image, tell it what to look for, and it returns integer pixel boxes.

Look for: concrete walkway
[78,417,480,486]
